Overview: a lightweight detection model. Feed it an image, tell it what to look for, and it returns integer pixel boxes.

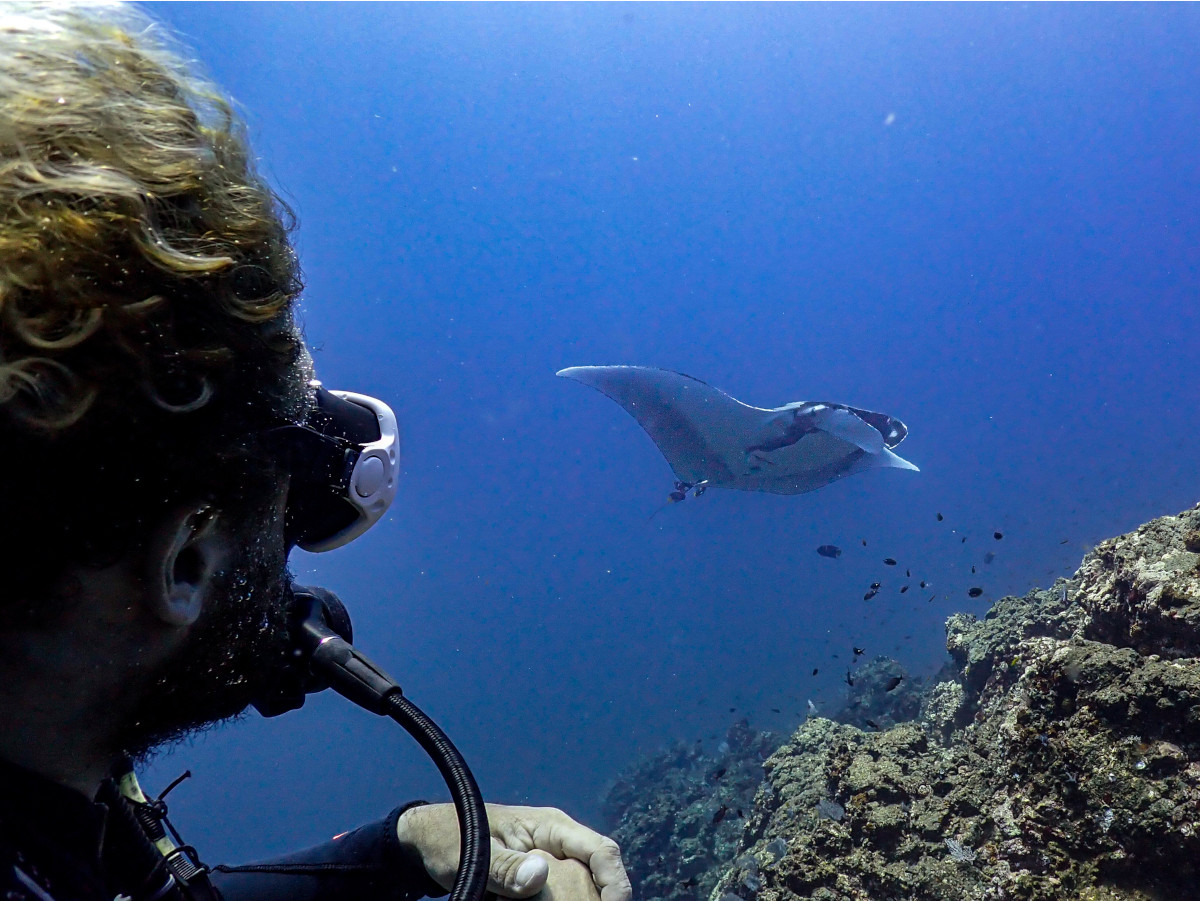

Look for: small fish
[870,581,881,590]
[906,568,911,577]
[883,557,897,566]
[900,585,909,594]
[885,675,903,692]
[812,667,819,676]
[807,699,818,716]
[845,669,855,686]
[1060,538,1070,545]
[711,767,727,781]
[983,552,995,564]
[971,564,976,573]
[936,512,944,521]
[736,809,745,819]
[927,594,936,602]
[861,538,868,546]
[1060,585,1068,603]
[863,589,878,600]
[817,544,842,559]
[729,707,736,712]
[961,536,967,543]
[771,707,781,713]
[853,646,865,656]
[681,877,698,889]
[994,531,1004,540]
[712,805,729,825]
[865,718,881,730]
[919,580,928,588]
[968,587,983,598]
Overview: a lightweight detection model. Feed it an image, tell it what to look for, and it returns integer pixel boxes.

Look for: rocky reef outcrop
[606,503,1200,901]
[604,718,779,901]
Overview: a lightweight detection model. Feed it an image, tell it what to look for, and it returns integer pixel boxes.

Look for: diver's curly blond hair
[0,2,314,610]
[0,0,309,432]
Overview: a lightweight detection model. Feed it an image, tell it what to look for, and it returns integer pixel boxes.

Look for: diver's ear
[145,504,225,627]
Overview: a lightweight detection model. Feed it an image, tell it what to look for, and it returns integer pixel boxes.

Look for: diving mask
[267,382,399,552]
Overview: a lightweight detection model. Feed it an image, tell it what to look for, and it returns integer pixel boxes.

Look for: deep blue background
[142,3,1200,862]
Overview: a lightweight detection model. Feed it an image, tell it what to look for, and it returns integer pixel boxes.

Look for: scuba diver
[0,5,631,901]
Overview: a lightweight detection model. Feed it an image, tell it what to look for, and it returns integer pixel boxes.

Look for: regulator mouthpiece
[253,582,397,717]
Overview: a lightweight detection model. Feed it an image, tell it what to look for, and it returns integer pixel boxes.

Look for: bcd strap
[111,766,221,901]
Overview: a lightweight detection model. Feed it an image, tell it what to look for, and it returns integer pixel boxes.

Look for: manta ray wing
[555,366,771,485]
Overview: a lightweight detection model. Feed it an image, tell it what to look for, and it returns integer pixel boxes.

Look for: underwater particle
[865,718,881,730]
[712,804,729,825]
[845,669,855,686]
[984,551,995,564]
[816,798,845,822]
[937,512,944,521]
[944,838,977,863]
[853,646,865,656]
[883,557,897,566]
[885,675,903,692]
[900,585,909,594]
[817,544,842,558]
[968,587,983,598]
[994,531,1003,540]
[927,594,936,602]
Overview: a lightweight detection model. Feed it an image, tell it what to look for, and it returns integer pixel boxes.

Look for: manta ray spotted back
[557,365,918,496]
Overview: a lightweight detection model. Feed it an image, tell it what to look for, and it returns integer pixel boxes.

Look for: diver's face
[122,476,293,759]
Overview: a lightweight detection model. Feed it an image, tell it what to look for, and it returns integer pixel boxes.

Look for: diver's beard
[119,543,293,761]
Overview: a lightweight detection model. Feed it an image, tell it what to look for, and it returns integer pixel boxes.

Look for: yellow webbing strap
[116,769,180,861]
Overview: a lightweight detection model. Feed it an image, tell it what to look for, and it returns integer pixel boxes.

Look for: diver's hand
[395,803,632,901]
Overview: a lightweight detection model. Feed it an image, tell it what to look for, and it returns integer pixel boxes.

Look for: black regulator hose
[261,584,491,901]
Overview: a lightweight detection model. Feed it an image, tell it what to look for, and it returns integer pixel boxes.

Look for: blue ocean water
[144,3,1200,863]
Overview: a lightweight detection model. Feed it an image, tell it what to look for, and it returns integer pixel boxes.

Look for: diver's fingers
[488,840,549,898]
[535,815,631,901]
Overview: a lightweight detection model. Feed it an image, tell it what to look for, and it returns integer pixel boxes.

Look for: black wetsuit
[0,759,447,901]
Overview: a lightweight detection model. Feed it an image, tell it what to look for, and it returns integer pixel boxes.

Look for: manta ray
[557,365,918,498]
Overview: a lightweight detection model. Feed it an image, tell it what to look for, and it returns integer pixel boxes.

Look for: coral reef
[604,719,779,901]
[606,503,1200,900]
[712,503,1200,901]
